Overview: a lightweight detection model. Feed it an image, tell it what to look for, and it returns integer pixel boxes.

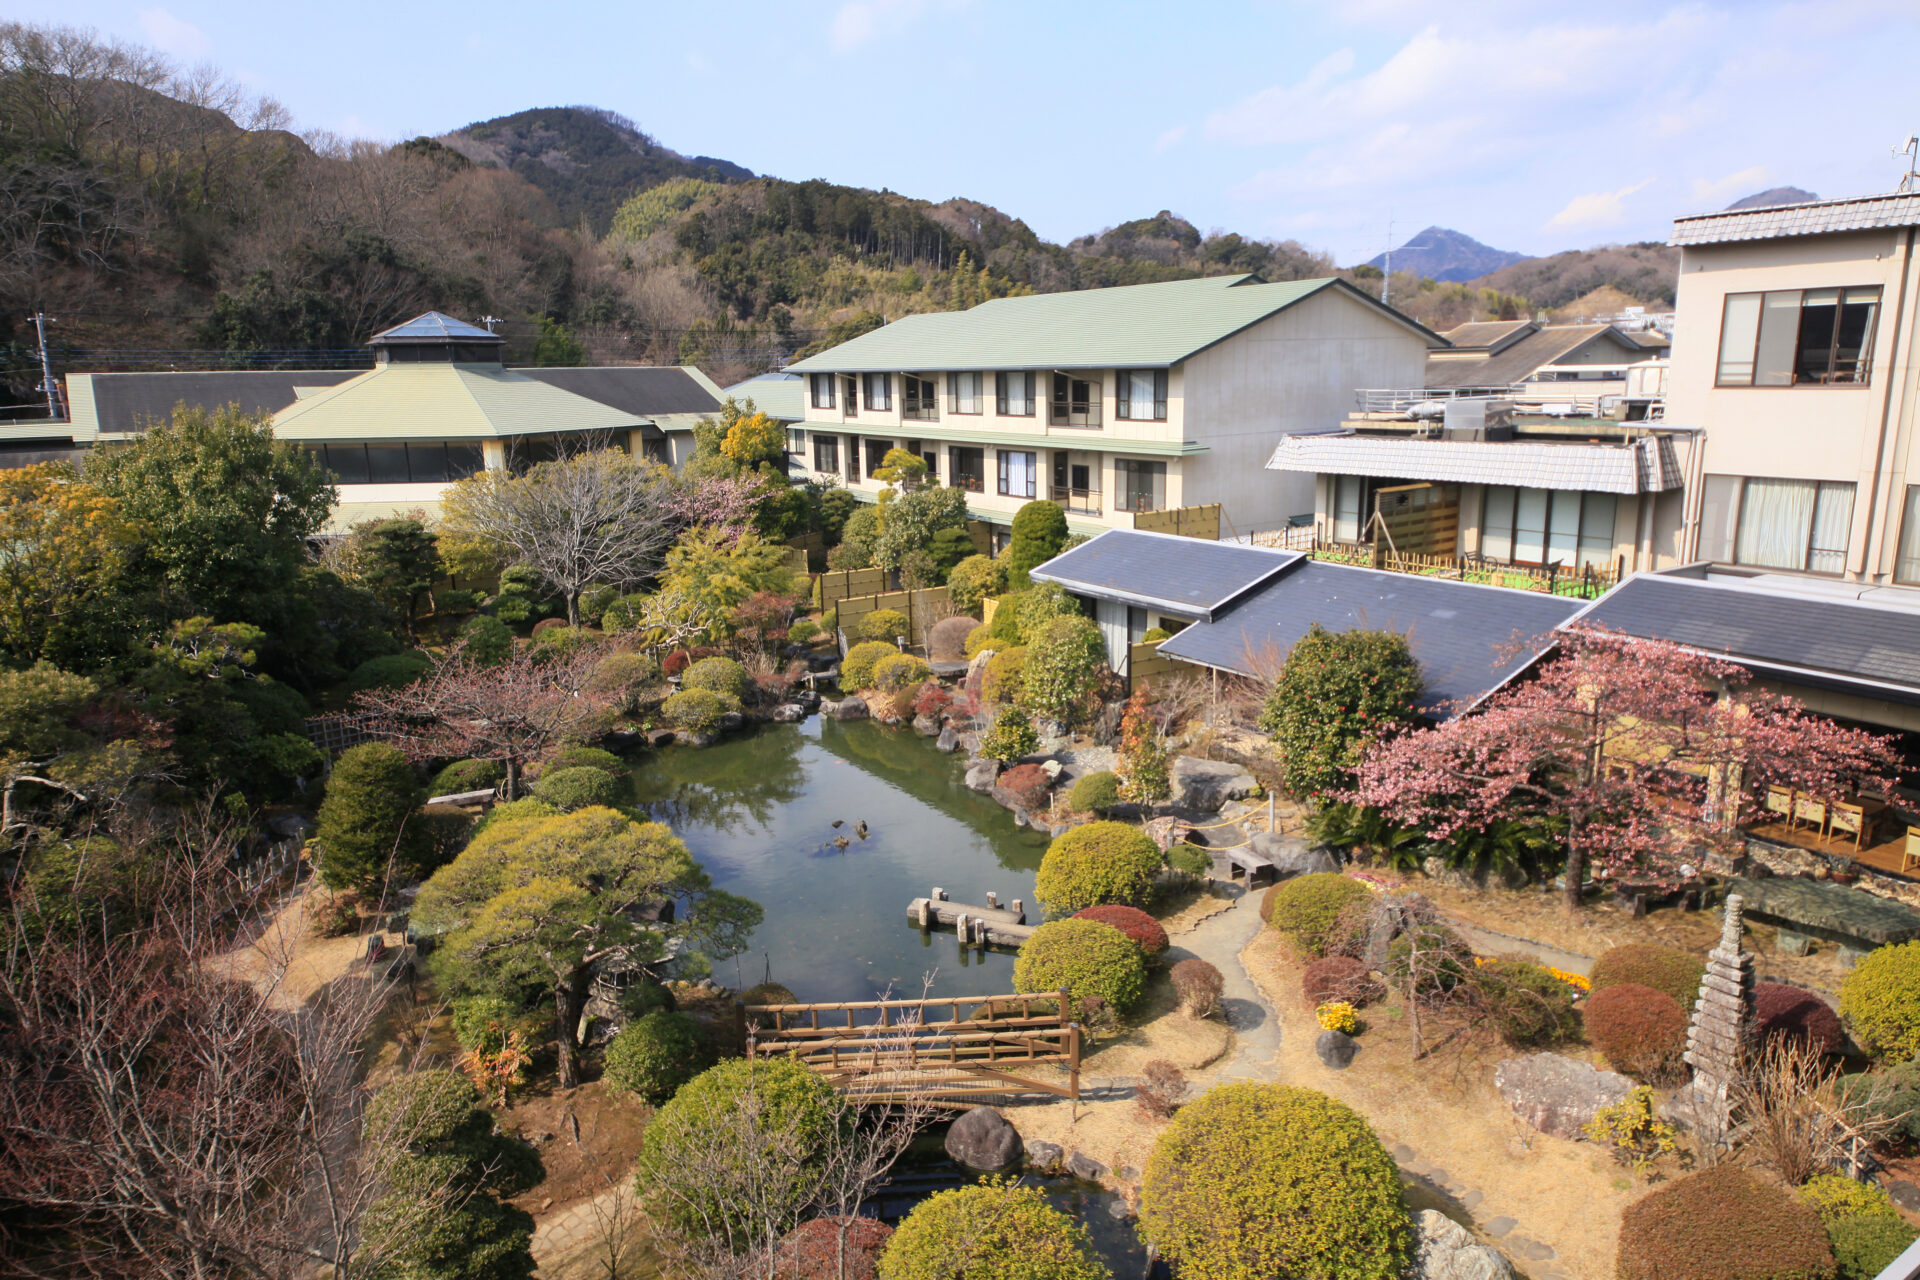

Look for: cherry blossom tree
[1351,629,1899,912]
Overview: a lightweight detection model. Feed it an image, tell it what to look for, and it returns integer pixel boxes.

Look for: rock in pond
[965,759,999,792]
[822,697,869,721]
[1316,1028,1358,1069]
[771,703,807,723]
[1414,1210,1514,1280]
[718,712,745,732]
[1248,833,1339,878]
[1025,1139,1065,1173]
[944,1106,1022,1172]
[1066,1151,1109,1183]
[1494,1052,1633,1140]
[912,712,941,736]
[935,725,961,753]
[1170,757,1258,813]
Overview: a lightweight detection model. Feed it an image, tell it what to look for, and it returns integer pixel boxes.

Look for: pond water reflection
[630,718,1049,1004]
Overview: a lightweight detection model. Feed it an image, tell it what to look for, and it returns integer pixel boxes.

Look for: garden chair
[1904,827,1920,876]
[1765,784,1794,822]
[1793,792,1828,838]
[1829,800,1867,851]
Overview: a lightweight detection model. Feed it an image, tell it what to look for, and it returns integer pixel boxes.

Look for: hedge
[604,1011,712,1105]
[532,765,632,812]
[871,652,931,693]
[1755,982,1846,1055]
[682,656,748,701]
[1035,821,1163,915]
[1830,1214,1917,1280]
[1264,873,1372,958]
[1138,1083,1410,1280]
[1073,904,1170,958]
[842,640,898,691]
[1013,918,1148,1014]
[430,758,505,797]
[1617,1166,1834,1280]
[1301,956,1384,1008]
[1841,940,1920,1061]
[1067,770,1122,814]
[1590,943,1706,1009]
[1584,983,1689,1084]
[879,1182,1104,1280]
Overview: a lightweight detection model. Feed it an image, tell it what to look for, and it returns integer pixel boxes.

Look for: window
[903,375,938,421]
[948,446,984,492]
[1479,486,1617,570]
[1049,373,1099,427]
[309,443,483,485]
[810,373,836,409]
[997,449,1037,499]
[1116,369,1168,421]
[1896,487,1920,584]
[1714,287,1881,386]
[949,372,984,414]
[862,373,891,411]
[1699,475,1855,574]
[865,438,892,480]
[840,375,858,416]
[787,428,806,456]
[1333,475,1366,543]
[996,371,1035,416]
[1116,459,1165,513]
[813,434,840,474]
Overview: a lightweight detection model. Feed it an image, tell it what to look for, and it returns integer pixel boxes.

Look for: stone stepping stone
[1523,1241,1557,1261]
[1459,1190,1483,1211]
[1391,1143,1416,1162]
[1482,1216,1517,1238]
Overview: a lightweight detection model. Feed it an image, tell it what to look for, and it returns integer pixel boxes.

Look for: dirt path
[1161,882,1279,1078]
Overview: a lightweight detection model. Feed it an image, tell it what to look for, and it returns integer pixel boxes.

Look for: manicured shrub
[532,765,632,812]
[682,655,748,701]
[349,650,431,692]
[981,645,1027,706]
[1068,770,1122,814]
[531,617,570,636]
[1590,943,1706,1009]
[1035,821,1163,915]
[430,758,504,798]
[871,652,931,693]
[604,1011,712,1105]
[1756,982,1846,1054]
[1013,918,1149,1014]
[1584,983,1689,1083]
[1141,626,1171,643]
[927,615,975,662]
[738,981,798,1008]
[531,623,595,658]
[1473,959,1582,1049]
[662,688,731,735]
[416,803,473,871]
[1842,940,1920,1062]
[1798,1175,1901,1225]
[587,651,660,714]
[1166,842,1212,878]
[1021,614,1105,725]
[787,618,821,646]
[1830,1214,1917,1280]
[1007,500,1069,587]
[635,1058,841,1251]
[1264,873,1372,958]
[841,640,898,691]
[1616,1165,1833,1280]
[470,797,558,837]
[1838,1059,1920,1144]
[777,1216,894,1280]
[316,742,429,890]
[1074,904,1170,958]
[945,554,1006,617]
[879,1182,1104,1280]
[1138,1082,1410,1280]
[1302,955,1385,1008]
[547,745,626,777]
[962,623,996,659]
[995,762,1052,811]
[976,710,1038,764]
[857,608,910,642]
[1258,624,1423,799]
[457,613,514,664]
[1171,958,1223,1017]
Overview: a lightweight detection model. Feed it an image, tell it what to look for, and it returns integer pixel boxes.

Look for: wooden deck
[1745,819,1915,879]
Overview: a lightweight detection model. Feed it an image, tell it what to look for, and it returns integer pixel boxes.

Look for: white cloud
[1546,180,1653,230]
[1691,165,1769,205]
[138,8,210,60]
[1154,126,1187,153]
[831,0,920,52]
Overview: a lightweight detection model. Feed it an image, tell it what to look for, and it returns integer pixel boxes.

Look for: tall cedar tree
[351,518,441,640]
[1005,500,1068,587]
[315,741,429,893]
[1260,624,1424,799]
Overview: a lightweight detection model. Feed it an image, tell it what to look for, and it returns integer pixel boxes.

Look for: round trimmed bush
[981,645,1027,707]
[1013,918,1149,1014]
[927,615,975,662]
[1264,873,1372,958]
[1473,959,1582,1049]
[1584,983,1688,1083]
[995,762,1052,811]
[1142,626,1171,643]
[1755,982,1845,1054]
[1068,770,1122,814]
[1035,821,1163,914]
[1171,958,1224,1017]
[604,1011,712,1105]
[662,688,730,735]
[532,765,631,812]
[872,652,931,693]
[1166,842,1212,879]
[1590,943,1706,1009]
[458,613,514,664]
[1617,1165,1833,1280]
[787,619,821,646]
[962,623,997,660]
[349,650,431,692]
[841,640,898,691]
[362,1068,482,1148]
[547,745,626,777]
[682,655,748,700]
[976,711,1038,764]
[635,1058,841,1251]
[1831,1213,1917,1280]
[429,758,504,797]
[946,555,1005,616]
[1139,1082,1410,1280]
[531,616,570,636]
[1301,955,1385,1008]
[1074,904,1169,958]
[857,608,910,643]
[588,651,661,713]
[779,1216,894,1280]
[1841,939,1920,1061]
[316,742,429,890]
[879,1182,1104,1280]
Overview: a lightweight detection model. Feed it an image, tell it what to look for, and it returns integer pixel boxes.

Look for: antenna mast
[28,312,61,420]
[1897,136,1920,194]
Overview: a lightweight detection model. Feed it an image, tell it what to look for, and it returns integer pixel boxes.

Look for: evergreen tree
[1006,500,1068,586]
[315,742,429,891]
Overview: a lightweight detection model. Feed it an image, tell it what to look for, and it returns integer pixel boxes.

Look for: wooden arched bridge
[737,991,1081,1107]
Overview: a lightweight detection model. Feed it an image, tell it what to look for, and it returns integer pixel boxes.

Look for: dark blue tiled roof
[1030,530,1300,621]
[1159,560,1582,717]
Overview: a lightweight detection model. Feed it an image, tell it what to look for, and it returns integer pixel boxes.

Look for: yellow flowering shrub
[1316,1001,1361,1034]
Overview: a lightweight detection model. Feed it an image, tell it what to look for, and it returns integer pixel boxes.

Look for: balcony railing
[1052,485,1101,516]
[1244,529,1619,599]
[1048,402,1101,428]
[903,402,939,422]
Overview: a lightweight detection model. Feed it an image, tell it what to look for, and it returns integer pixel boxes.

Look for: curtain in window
[951,373,982,413]
[1120,370,1158,419]
[1480,486,1515,561]
[999,450,1036,498]
[997,372,1031,415]
[1807,482,1854,574]
[1897,488,1920,584]
[1514,488,1549,563]
[1833,288,1881,382]
[811,373,835,409]
[1716,295,1761,385]
[1736,478,1817,569]
[864,373,891,410]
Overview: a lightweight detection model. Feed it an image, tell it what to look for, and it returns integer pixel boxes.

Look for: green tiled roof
[272,363,645,440]
[725,374,806,422]
[785,275,1442,373]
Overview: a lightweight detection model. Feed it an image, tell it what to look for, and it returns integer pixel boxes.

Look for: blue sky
[16,0,1920,264]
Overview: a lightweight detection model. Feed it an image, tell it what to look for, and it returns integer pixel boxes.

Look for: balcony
[1048,401,1101,429]
[902,402,939,423]
[1052,485,1102,516]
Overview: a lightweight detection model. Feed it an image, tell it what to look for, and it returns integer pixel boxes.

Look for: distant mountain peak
[1725,186,1819,211]
[1364,226,1528,284]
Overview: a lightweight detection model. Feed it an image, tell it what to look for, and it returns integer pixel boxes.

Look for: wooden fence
[1246,530,1620,600]
[817,567,887,613]
[1128,640,1207,691]
[304,713,384,755]
[965,519,995,556]
[838,586,953,649]
[1132,503,1222,541]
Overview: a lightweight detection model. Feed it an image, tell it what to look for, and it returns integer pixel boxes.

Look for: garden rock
[1316,1029,1358,1069]
[1414,1210,1514,1280]
[1169,757,1258,813]
[1066,1151,1109,1183]
[822,698,869,722]
[771,703,807,723]
[1494,1053,1633,1140]
[267,813,315,840]
[912,713,941,736]
[935,725,961,753]
[944,1106,1022,1172]
[1889,1181,1920,1213]
[965,759,1000,792]
[1025,1139,1065,1172]
[792,689,821,710]
[718,712,745,732]
[1249,833,1339,879]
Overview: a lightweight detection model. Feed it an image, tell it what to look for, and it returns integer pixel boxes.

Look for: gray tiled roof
[1563,573,1920,703]
[1671,192,1920,247]
[73,370,364,434]
[513,366,722,418]
[1424,324,1641,388]
[1031,529,1300,621]
[1264,432,1682,494]
[1435,320,1535,353]
[1158,560,1580,716]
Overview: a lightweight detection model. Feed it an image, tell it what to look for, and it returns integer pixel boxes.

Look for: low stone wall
[1742,837,1920,912]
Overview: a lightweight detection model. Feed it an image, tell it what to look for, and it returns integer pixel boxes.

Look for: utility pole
[1379,219,1431,310]
[479,314,502,333]
[28,312,61,420]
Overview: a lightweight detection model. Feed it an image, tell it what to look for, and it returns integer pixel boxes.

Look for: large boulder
[944,1106,1022,1172]
[912,713,941,736]
[1414,1210,1514,1280]
[771,703,807,723]
[822,698,869,722]
[935,725,961,753]
[964,759,1000,792]
[1248,833,1340,879]
[1494,1052,1634,1140]
[1170,757,1258,813]
[1316,1029,1358,1069]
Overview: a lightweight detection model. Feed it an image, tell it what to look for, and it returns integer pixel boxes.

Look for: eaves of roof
[798,419,1209,457]
[1671,192,1920,247]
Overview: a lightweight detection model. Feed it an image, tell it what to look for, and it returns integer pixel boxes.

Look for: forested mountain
[1726,186,1818,210]
[1364,226,1527,284]
[1465,242,1681,313]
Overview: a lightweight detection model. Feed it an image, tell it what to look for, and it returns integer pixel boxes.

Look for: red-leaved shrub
[1584,982,1689,1084]
[1754,982,1845,1055]
[913,681,953,718]
[1074,904,1170,958]
[1617,1165,1832,1280]
[996,763,1051,811]
[773,1216,894,1280]
[1302,955,1386,1008]
[1171,958,1223,1018]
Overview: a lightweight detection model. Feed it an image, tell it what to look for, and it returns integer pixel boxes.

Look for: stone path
[529,1184,638,1272]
